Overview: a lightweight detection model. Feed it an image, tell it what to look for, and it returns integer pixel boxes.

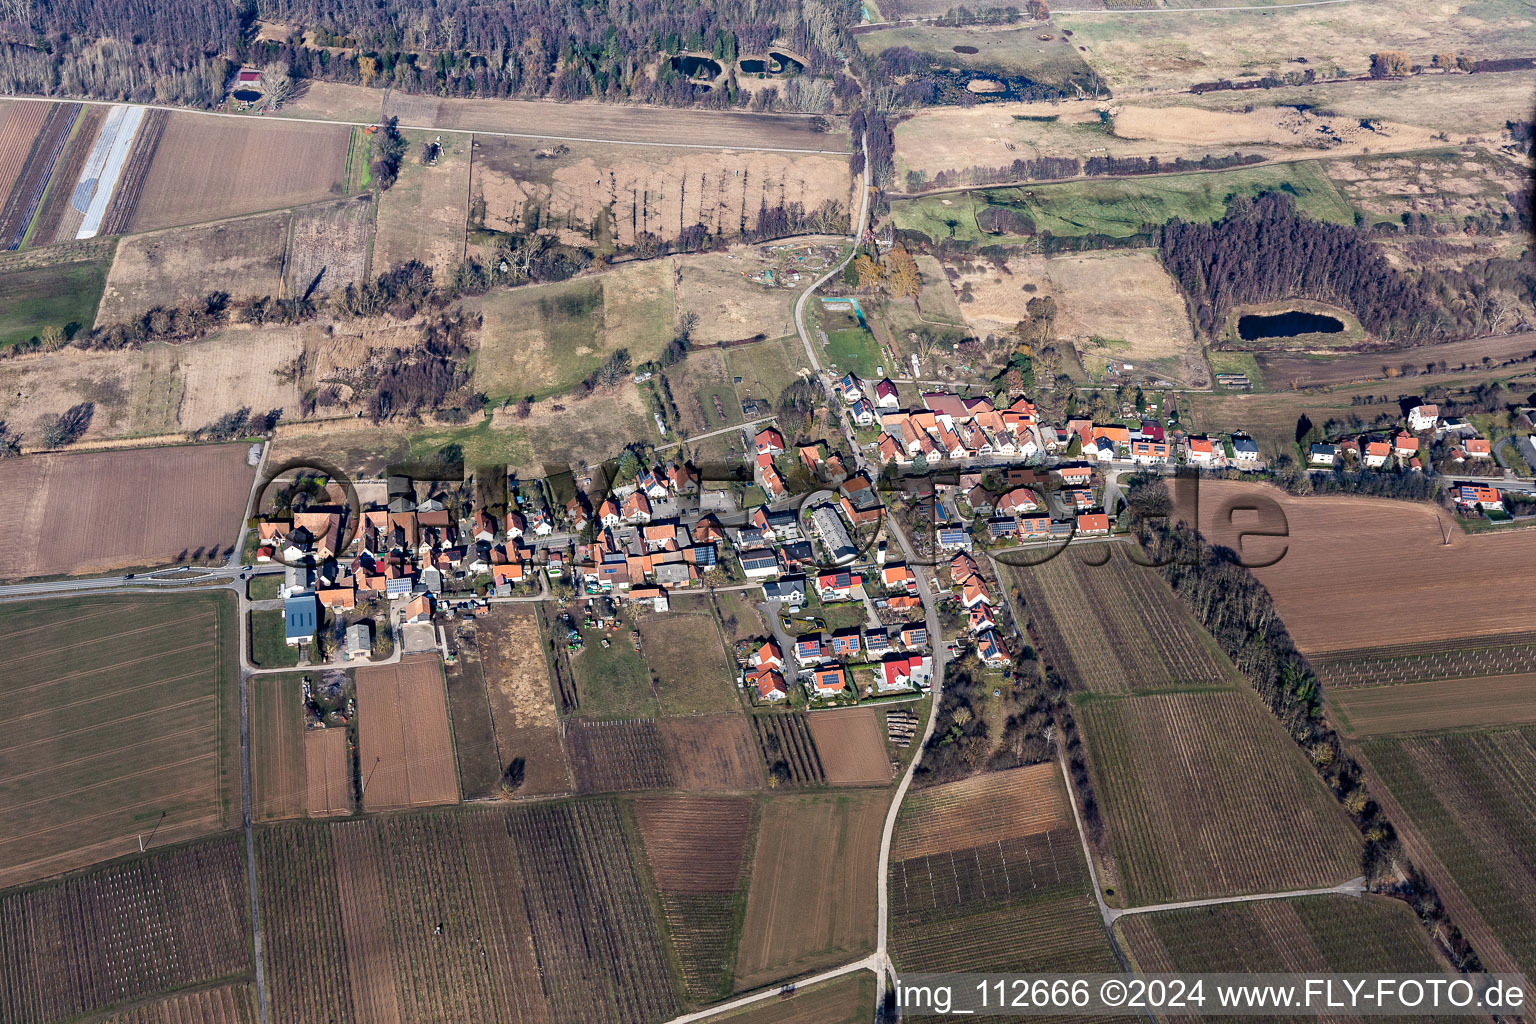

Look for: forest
[0,0,866,110]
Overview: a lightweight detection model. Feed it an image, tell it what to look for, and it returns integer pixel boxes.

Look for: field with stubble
[128,113,349,233]
[0,592,239,888]
[355,656,459,811]
[96,212,290,324]
[0,443,255,579]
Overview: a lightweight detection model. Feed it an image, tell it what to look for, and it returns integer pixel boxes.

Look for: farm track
[99,108,168,237]
[0,103,79,249]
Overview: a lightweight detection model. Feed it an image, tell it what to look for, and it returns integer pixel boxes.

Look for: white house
[1408,404,1439,432]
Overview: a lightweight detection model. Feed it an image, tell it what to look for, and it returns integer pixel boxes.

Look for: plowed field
[355,656,458,811]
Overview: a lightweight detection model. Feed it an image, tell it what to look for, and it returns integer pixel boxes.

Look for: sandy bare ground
[1184,481,1536,655]
[0,443,255,577]
[284,82,846,151]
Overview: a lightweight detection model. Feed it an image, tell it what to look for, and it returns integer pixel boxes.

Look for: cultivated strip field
[701,974,873,1023]
[1078,691,1362,905]
[806,708,893,786]
[567,714,765,793]
[128,113,349,233]
[0,102,79,249]
[251,674,304,820]
[1004,548,1235,693]
[1310,631,1536,688]
[0,593,238,888]
[635,795,756,999]
[28,105,102,245]
[355,656,458,811]
[735,792,885,991]
[1118,894,1444,992]
[87,983,256,1024]
[1184,481,1536,654]
[894,761,1071,861]
[660,714,765,792]
[260,803,678,1024]
[750,713,827,785]
[305,728,352,816]
[0,102,49,207]
[1331,674,1536,737]
[285,198,374,298]
[0,444,256,579]
[0,836,252,1024]
[1358,728,1536,980]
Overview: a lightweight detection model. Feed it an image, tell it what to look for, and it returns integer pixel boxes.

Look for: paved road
[793,132,871,379]
[660,955,882,1024]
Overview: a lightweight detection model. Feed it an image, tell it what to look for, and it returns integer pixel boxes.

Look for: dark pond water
[1238,310,1345,340]
[740,51,805,74]
[232,89,261,102]
[671,55,722,80]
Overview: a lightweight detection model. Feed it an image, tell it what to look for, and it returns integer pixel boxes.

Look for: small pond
[232,89,262,102]
[671,55,723,80]
[1237,309,1345,340]
[740,51,805,75]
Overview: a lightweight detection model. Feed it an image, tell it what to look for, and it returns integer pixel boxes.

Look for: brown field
[0,837,252,1024]
[702,974,873,1024]
[471,135,849,248]
[96,212,290,324]
[662,714,767,792]
[1331,674,1536,737]
[895,761,1070,860]
[1003,544,1237,694]
[636,794,757,999]
[735,792,887,990]
[88,983,256,1024]
[476,606,572,796]
[252,824,353,1023]
[0,102,77,247]
[305,728,352,816]
[567,718,675,793]
[97,109,169,238]
[0,443,256,578]
[635,794,755,892]
[673,248,801,344]
[639,612,740,715]
[1079,691,1363,905]
[129,113,349,233]
[1311,631,1536,689]
[372,129,469,273]
[805,708,892,786]
[30,106,103,245]
[301,802,677,1024]
[1257,331,1536,389]
[0,101,48,206]
[355,655,459,811]
[252,674,304,820]
[0,594,239,889]
[284,82,844,150]
[286,197,375,297]
[1181,480,1536,655]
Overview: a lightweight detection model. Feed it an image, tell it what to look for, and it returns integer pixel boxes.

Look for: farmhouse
[284,594,319,646]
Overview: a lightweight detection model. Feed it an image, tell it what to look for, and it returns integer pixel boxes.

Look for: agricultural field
[568,608,659,719]
[1310,631,1536,689]
[0,102,79,249]
[1357,727,1536,979]
[354,656,459,811]
[0,101,51,212]
[285,197,375,298]
[805,708,892,786]
[701,974,873,1024]
[1330,674,1536,737]
[750,713,828,786]
[734,791,886,990]
[662,714,768,792]
[1257,332,1536,390]
[1184,481,1536,655]
[475,607,572,796]
[891,159,1353,245]
[469,135,849,249]
[251,673,305,820]
[128,113,349,233]
[1077,691,1362,905]
[475,261,674,401]
[1055,0,1536,94]
[635,795,756,999]
[0,836,252,1024]
[638,611,740,715]
[305,728,352,816]
[0,257,110,348]
[0,443,255,578]
[895,761,1071,859]
[1118,894,1444,979]
[86,984,256,1024]
[96,212,289,324]
[441,623,505,800]
[25,105,101,245]
[666,347,737,436]
[722,335,810,412]
[0,593,239,888]
[1003,546,1236,694]
[371,129,470,273]
[259,803,678,1024]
